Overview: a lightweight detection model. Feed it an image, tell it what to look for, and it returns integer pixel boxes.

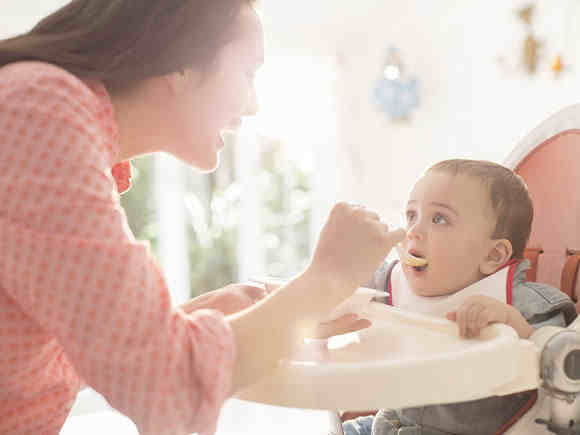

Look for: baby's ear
[480,239,513,275]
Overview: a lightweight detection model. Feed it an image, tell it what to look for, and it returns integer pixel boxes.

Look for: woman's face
[164,5,264,171]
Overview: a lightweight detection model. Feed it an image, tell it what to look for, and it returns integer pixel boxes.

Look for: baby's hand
[446,295,532,339]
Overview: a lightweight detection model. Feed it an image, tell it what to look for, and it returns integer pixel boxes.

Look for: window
[121,55,338,300]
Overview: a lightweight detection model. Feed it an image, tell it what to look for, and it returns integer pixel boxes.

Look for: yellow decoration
[552,55,563,73]
[523,34,540,74]
[518,5,534,25]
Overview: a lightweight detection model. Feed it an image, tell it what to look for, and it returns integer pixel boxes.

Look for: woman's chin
[180,146,220,172]
[194,153,220,173]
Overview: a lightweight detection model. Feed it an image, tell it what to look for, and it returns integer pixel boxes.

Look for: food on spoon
[404,252,428,267]
[396,245,428,267]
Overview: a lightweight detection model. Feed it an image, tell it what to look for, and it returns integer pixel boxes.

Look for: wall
[262,0,580,217]
[4,1,580,219]
[0,1,65,37]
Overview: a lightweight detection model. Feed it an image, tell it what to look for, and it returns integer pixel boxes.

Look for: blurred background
[2,0,580,433]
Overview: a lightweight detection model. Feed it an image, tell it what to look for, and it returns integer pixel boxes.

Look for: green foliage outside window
[120,136,313,299]
[257,137,312,279]
[119,156,160,261]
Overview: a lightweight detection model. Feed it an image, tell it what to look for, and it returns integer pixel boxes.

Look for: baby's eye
[405,210,416,224]
[432,213,448,224]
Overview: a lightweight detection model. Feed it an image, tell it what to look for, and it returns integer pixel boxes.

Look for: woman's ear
[163,68,199,96]
[480,239,513,275]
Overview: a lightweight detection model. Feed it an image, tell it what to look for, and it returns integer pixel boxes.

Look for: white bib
[389,262,513,318]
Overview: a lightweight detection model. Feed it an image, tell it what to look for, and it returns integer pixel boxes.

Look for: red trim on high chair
[561,254,580,303]
[504,259,520,307]
[388,259,520,307]
[494,390,538,435]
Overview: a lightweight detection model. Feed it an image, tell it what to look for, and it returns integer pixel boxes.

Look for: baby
[343,159,577,435]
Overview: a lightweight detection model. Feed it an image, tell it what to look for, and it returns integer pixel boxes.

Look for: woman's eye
[432,213,448,224]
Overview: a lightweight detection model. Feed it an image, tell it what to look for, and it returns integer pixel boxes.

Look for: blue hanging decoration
[373,46,421,121]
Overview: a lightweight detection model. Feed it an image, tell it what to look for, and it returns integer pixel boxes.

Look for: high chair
[505,104,580,311]
[237,104,580,435]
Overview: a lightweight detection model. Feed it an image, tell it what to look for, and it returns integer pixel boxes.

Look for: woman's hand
[446,295,533,339]
[307,202,406,300]
[243,280,372,338]
[226,203,404,392]
[180,283,269,316]
[312,313,372,339]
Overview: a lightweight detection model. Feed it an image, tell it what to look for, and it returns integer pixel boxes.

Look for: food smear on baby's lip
[404,253,428,267]
[396,245,428,267]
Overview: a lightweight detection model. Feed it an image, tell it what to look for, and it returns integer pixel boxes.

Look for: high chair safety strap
[561,253,580,303]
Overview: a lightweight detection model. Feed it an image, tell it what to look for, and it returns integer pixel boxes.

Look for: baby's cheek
[437,253,477,289]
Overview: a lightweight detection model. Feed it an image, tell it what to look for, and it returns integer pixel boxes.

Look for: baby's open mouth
[406,251,428,271]
[413,263,428,272]
[396,245,429,270]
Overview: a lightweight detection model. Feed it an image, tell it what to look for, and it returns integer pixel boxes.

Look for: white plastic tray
[237,288,540,410]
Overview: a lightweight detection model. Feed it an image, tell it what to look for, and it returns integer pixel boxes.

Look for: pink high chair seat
[504,104,580,311]
[561,252,580,303]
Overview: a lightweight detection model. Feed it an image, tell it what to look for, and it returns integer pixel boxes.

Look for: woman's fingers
[310,202,406,297]
[238,284,268,301]
[247,278,283,295]
[181,283,270,316]
[313,313,372,339]
[383,227,406,249]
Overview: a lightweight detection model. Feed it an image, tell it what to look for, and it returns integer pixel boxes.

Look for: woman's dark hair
[0,0,255,92]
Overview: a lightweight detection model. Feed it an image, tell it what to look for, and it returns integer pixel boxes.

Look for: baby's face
[401,171,497,296]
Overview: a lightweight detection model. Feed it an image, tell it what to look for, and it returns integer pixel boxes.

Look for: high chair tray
[237,288,540,410]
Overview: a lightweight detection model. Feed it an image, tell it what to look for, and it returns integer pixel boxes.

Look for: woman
[0,1,404,434]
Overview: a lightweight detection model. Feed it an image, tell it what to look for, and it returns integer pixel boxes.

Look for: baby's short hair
[426,159,533,259]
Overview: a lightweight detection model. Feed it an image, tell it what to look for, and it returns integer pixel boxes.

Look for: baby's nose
[406,222,424,240]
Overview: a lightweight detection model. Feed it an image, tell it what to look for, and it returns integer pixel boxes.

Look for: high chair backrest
[504,104,580,308]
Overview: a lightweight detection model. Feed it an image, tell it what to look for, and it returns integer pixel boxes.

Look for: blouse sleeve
[0,62,235,435]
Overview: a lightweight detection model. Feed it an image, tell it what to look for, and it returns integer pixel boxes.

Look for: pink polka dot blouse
[0,61,236,435]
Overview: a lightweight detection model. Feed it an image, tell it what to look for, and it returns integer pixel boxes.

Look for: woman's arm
[228,270,333,391]
[0,64,237,435]
[228,203,406,392]
[179,283,267,315]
